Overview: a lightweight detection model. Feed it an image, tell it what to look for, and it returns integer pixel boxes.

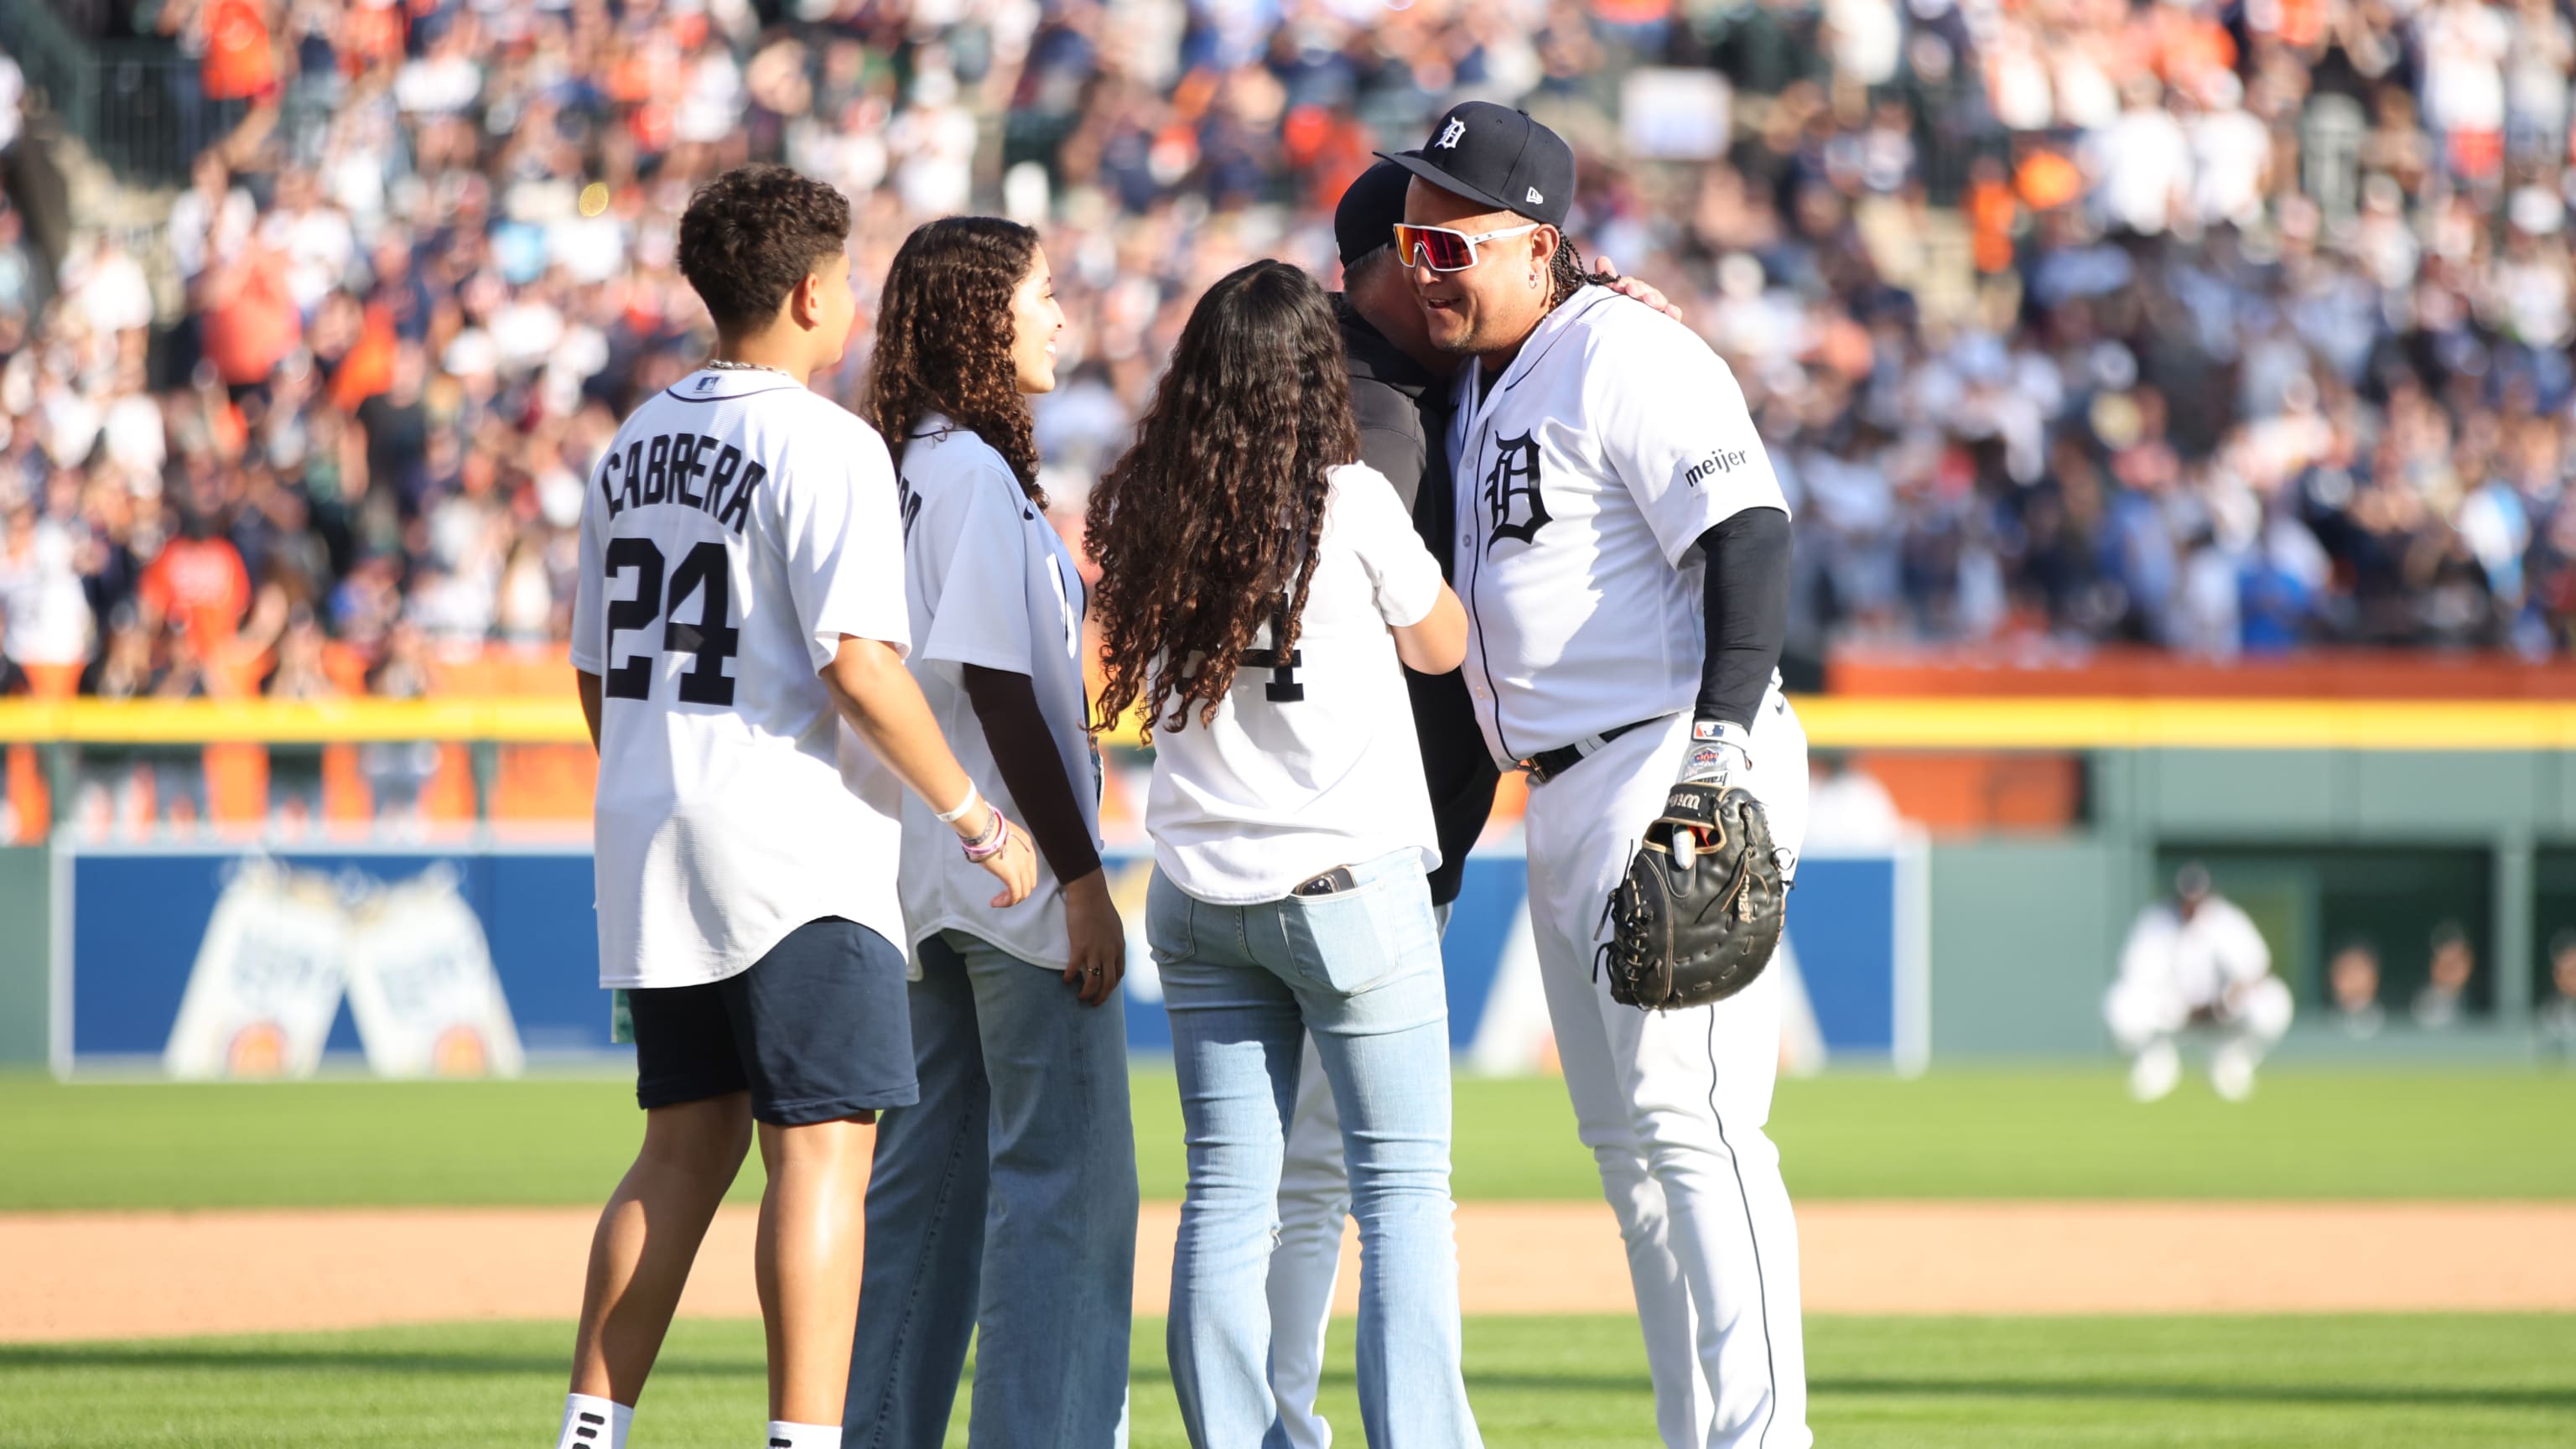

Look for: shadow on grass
[0,1346,756,1379]
[8,1347,2567,1419]
[1310,1367,2576,1413]
[1813,1378,2576,1413]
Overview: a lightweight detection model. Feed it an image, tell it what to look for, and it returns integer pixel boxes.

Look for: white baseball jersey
[2115,896,2273,1013]
[570,366,911,989]
[1445,285,1789,766]
[892,418,1099,969]
[1146,462,1445,903]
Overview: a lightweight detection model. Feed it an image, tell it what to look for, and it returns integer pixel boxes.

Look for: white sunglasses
[1390,221,1545,273]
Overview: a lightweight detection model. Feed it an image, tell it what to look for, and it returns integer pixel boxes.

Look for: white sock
[765,1422,842,1449]
[556,1394,631,1449]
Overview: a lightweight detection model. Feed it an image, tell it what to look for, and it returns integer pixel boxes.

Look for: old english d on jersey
[570,367,913,990]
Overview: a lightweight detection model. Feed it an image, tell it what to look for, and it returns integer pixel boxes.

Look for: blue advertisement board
[58,840,1924,1076]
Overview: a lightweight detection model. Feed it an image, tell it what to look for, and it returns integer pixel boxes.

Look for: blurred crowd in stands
[10,0,2576,714]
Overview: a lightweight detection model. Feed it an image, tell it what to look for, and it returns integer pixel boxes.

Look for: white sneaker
[2210,1042,2257,1103]
[2128,1039,2181,1103]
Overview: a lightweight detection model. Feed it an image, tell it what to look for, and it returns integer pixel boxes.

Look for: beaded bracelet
[959,804,1005,853]
[963,816,1015,862]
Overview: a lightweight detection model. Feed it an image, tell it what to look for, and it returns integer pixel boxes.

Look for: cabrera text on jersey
[570,367,913,989]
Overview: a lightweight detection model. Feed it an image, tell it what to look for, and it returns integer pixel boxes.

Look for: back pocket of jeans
[1279,880,1410,996]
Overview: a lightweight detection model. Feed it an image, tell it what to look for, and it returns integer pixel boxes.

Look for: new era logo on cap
[1376,101,1575,230]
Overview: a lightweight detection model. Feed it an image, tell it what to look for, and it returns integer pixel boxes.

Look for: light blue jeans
[844,929,1138,1449]
[1149,850,1481,1449]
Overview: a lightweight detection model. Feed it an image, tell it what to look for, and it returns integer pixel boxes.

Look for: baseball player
[2104,863,2293,1102]
[556,164,1033,1449]
[1269,158,1687,1449]
[1386,104,1814,1449]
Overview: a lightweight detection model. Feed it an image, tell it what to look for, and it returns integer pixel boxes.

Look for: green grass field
[1,1067,2570,1209]
[3,1314,2569,1447]
[6,1070,2571,1443]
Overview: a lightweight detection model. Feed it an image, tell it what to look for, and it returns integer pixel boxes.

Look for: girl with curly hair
[1086,258,1479,1446]
[845,216,1137,1449]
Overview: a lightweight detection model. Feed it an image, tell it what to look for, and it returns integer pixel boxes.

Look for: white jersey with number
[1145,462,1444,903]
[892,418,1099,969]
[570,366,911,989]
[1445,285,1790,766]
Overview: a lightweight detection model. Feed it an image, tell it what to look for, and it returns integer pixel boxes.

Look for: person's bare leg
[569,1093,756,1404]
[755,1115,876,1423]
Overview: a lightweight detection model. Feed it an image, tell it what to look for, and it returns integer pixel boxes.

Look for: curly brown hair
[1086,260,1359,733]
[862,217,1044,502]
[676,164,852,330]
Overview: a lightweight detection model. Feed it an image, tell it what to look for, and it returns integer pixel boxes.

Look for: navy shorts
[629,917,918,1126]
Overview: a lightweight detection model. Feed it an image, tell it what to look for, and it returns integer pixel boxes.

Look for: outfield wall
[0,846,46,1067]
[6,841,1925,1078]
[6,697,2573,1068]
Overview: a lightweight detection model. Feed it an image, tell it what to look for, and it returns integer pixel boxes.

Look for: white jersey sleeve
[569,464,607,676]
[1589,313,1790,567]
[2206,900,2274,985]
[771,418,910,670]
[1332,461,1444,629]
[913,451,1037,677]
[2116,905,2179,988]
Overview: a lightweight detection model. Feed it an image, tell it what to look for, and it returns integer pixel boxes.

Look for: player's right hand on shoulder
[980,820,1038,908]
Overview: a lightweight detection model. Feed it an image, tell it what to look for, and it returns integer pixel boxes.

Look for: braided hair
[1547,229,1607,308]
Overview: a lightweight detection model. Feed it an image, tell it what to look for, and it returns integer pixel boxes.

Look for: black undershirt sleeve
[1695,506,1792,730]
[959,663,1103,886]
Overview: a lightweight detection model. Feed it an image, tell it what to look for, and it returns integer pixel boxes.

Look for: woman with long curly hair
[1087,258,1480,1446]
[844,216,1137,1449]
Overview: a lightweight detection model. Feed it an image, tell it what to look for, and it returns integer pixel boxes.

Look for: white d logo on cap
[1436,118,1467,149]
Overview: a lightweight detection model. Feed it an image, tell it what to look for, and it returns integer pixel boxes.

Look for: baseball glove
[1599,784,1786,1012]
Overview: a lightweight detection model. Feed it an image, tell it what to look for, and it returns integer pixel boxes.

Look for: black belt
[1519,715,1666,786]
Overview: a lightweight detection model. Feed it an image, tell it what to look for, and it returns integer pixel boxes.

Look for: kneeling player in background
[553,164,1034,1449]
[2105,863,2293,1103]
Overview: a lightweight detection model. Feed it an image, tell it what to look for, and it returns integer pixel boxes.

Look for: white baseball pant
[1524,698,1811,1449]
[2105,974,2295,1056]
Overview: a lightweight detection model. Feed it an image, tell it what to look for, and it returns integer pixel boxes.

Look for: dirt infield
[7,1201,2571,1343]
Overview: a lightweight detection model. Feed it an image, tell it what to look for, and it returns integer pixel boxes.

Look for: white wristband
[935,783,981,824]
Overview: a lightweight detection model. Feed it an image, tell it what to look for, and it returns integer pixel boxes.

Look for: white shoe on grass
[2210,1042,2258,1103]
[2128,1038,2182,1103]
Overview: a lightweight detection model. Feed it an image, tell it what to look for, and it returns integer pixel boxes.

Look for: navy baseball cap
[1333,156,1417,266]
[1377,101,1575,229]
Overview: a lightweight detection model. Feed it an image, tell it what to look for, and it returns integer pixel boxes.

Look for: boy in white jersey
[1389,106,1813,1449]
[553,164,1035,1449]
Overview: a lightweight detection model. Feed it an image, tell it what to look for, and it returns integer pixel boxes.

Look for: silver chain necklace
[704,358,795,377]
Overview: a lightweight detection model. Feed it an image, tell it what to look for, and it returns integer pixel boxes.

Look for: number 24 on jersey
[602,539,742,705]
